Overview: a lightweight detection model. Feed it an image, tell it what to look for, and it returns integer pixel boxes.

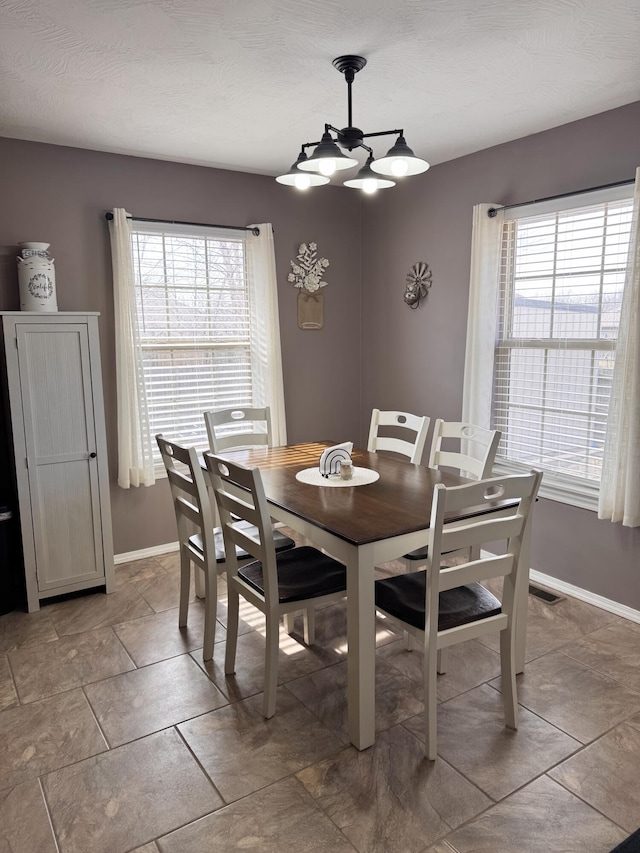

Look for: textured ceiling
[1,0,639,176]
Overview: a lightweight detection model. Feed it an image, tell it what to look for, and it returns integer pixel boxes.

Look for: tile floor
[1,542,639,852]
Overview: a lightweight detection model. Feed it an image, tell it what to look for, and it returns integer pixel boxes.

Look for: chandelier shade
[297,131,359,175]
[370,135,430,177]
[275,151,331,188]
[343,155,396,193]
[275,55,429,194]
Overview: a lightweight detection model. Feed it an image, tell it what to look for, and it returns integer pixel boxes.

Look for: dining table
[211,441,531,751]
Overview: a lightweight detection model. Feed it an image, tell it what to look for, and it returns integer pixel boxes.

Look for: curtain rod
[104,211,260,236]
[487,177,635,218]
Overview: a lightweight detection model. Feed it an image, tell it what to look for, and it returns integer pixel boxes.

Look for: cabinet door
[16,323,104,592]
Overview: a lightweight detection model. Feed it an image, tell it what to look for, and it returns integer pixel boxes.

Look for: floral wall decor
[404,261,432,309]
[288,242,330,329]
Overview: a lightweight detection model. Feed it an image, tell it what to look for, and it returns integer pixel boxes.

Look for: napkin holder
[319,443,353,478]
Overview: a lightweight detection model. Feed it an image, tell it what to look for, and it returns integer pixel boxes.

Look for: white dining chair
[400,420,501,666]
[204,406,272,453]
[367,408,430,465]
[428,419,501,479]
[375,469,542,759]
[203,406,313,638]
[403,418,502,560]
[402,420,501,568]
[156,435,295,662]
[205,451,347,718]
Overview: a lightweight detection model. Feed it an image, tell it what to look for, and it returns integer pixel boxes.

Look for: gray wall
[360,100,640,610]
[1,101,639,610]
[0,138,362,554]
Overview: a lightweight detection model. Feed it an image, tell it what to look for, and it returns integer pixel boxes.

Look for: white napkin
[319,442,353,477]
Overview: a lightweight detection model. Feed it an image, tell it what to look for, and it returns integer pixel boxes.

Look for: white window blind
[493,195,633,506]
[131,223,254,473]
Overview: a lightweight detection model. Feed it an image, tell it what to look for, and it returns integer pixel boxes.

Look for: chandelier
[276,55,429,194]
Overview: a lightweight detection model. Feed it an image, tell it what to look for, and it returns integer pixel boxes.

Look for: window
[492,192,633,507]
[131,223,255,474]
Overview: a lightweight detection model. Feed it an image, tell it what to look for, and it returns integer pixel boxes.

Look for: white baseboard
[529,568,640,625]
[114,542,179,565]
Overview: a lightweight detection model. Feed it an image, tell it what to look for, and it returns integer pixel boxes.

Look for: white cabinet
[1,312,114,611]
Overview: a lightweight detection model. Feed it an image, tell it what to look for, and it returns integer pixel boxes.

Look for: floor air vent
[528,584,564,605]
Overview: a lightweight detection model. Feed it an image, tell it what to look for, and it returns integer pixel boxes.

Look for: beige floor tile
[375,558,410,579]
[191,620,344,703]
[43,728,222,853]
[157,776,357,853]
[179,687,343,802]
[626,711,640,735]
[214,592,268,634]
[2,577,637,853]
[47,584,153,636]
[490,651,640,743]
[0,779,58,852]
[0,608,58,654]
[549,719,640,833]
[289,601,402,651]
[114,557,167,588]
[286,658,424,741]
[155,551,181,572]
[404,683,581,799]
[297,725,492,853]
[8,627,135,703]
[0,689,106,792]
[0,655,17,711]
[113,602,224,667]
[478,590,620,662]
[440,775,626,852]
[84,654,228,747]
[560,621,640,692]
[131,569,198,613]
[379,638,502,702]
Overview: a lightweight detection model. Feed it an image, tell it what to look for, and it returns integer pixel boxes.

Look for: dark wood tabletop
[212,441,485,547]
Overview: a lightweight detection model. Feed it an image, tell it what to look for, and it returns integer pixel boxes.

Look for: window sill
[493,461,599,512]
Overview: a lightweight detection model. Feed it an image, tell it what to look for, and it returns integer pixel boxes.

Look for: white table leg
[347,542,377,750]
[515,512,532,674]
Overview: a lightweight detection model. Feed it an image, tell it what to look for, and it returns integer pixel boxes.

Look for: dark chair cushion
[404,545,429,561]
[239,546,346,604]
[189,521,295,563]
[375,570,501,632]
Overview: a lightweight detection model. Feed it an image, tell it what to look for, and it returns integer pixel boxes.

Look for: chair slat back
[438,553,515,591]
[425,470,542,630]
[367,408,430,464]
[441,514,524,554]
[428,419,501,479]
[166,466,199,500]
[205,407,272,453]
[156,434,216,564]
[204,452,279,607]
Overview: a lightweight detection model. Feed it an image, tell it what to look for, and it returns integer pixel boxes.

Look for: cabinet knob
[89,452,97,459]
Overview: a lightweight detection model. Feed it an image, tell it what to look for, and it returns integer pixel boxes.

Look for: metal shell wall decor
[404,261,432,309]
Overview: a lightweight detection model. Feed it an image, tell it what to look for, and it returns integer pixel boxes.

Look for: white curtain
[461,203,505,428]
[246,224,288,446]
[108,208,156,488]
[598,168,640,527]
